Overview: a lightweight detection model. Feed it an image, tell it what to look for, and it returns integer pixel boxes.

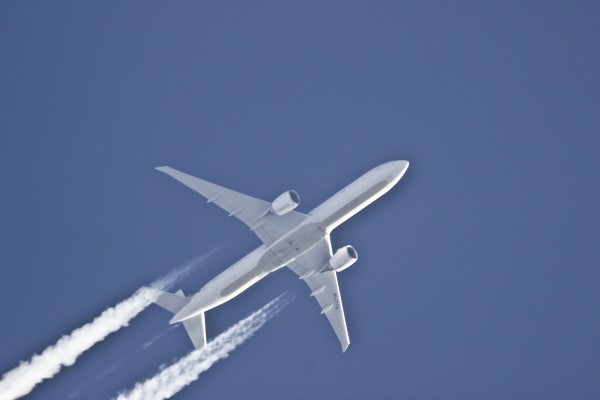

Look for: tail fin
[153,289,207,350]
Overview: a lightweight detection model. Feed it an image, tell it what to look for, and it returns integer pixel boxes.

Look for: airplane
[151,160,409,351]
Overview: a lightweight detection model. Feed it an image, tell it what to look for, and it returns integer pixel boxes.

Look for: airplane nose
[395,160,409,172]
[387,160,409,182]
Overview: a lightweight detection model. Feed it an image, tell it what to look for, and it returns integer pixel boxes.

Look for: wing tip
[155,166,170,172]
[342,341,350,352]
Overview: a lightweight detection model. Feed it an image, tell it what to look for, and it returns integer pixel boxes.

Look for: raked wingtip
[341,342,350,352]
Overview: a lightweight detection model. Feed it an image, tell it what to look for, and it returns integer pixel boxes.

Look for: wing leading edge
[288,237,351,351]
[156,166,307,245]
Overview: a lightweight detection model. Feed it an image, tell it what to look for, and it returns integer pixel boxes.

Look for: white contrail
[0,253,213,400]
[115,294,292,400]
[67,326,179,399]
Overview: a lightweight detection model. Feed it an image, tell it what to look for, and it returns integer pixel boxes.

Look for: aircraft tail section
[152,289,207,350]
[154,289,189,313]
[182,313,207,349]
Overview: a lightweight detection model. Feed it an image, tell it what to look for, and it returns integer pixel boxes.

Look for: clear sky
[1,2,599,399]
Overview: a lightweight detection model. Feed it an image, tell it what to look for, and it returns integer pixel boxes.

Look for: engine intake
[329,245,358,273]
[271,190,300,216]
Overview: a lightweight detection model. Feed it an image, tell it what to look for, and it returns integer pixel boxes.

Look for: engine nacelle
[329,245,358,273]
[271,190,300,216]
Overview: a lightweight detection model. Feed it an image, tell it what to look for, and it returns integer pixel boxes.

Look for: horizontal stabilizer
[151,289,207,349]
[154,289,189,314]
[182,313,207,349]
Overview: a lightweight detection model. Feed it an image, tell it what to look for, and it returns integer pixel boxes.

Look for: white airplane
[152,160,409,351]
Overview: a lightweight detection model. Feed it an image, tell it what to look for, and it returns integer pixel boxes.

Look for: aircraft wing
[287,237,351,351]
[156,166,307,245]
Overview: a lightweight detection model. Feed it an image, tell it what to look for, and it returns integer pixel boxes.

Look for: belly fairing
[219,222,326,298]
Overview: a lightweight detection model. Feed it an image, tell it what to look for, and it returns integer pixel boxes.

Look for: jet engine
[271,190,300,216]
[329,245,358,273]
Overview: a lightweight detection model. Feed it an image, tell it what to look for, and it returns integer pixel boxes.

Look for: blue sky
[1,2,599,399]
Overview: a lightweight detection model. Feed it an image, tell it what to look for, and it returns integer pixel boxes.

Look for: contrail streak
[67,326,178,399]
[115,294,292,400]
[0,253,213,400]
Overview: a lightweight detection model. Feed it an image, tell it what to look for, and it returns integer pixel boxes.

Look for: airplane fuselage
[170,161,408,323]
